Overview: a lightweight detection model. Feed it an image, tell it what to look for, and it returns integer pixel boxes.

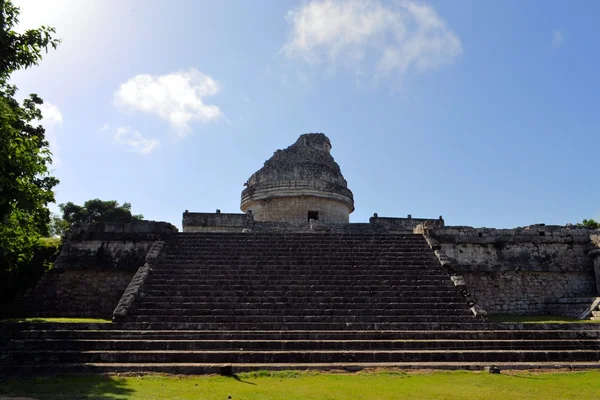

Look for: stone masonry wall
[246,196,351,223]
[183,212,442,234]
[430,225,600,316]
[23,269,134,318]
[21,221,177,318]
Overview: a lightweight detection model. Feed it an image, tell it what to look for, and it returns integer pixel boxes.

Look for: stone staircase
[1,233,600,374]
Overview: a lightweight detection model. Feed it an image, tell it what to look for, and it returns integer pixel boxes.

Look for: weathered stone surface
[21,269,134,318]
[451,275,466,287]
[240,133,354,223]
[20,222,175,318]
[429,225,600,315]
[113,241,165,320]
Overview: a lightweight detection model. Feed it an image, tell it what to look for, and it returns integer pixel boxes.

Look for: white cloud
[113,126,159,155]
[282,0,462,83]
[552,30,564,48]
[38,101,63,166]
[114,69,223,135]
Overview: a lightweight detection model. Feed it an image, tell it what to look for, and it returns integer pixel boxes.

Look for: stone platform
[1,232,599,374]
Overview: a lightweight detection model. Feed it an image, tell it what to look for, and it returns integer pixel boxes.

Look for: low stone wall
[21,221,177,319]
[370,216,444,234]
[182,212,252,232]
[428,225,600,316]
[23,269,135,318]
[183,212,442,234]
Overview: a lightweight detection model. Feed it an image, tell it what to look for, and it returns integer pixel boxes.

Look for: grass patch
[488,315,600,324]
[0,317,112,324]
[1,370,600,400]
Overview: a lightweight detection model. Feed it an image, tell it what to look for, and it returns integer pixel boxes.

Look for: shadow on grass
[0,375,135,400]
[502,373,548,381]
[228,374,257,385]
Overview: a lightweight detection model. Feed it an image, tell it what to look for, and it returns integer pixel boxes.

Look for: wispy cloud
[38,101,63,166]
[552,30,564,48]
[282,0,462,84]
[114,69,224,136]
[112,126,159,155]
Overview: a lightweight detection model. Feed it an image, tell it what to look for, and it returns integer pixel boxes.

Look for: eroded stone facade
[241,133,354,223]
[428,225,600,316]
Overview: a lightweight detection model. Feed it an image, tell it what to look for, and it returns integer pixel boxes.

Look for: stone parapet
[426,224,600,316]
[182,212,252,232]
[21,221,176,318]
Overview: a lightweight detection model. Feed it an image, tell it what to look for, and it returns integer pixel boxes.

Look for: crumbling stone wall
[21,221,177,318]
[182,212,253,232]
[429,225,600,316]
[183,211,442,234]
[240,133,354,223]
[23,269,135,318]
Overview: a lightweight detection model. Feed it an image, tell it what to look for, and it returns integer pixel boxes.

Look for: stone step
[134,302,468,311]
[128,314,475,323]
[5,361,600,375]
[9,349,600,364]
[153,269,443,275]
[131,308,472,317]
[136,294,465,302]
[146,276,451,283]
[8,329,599,341]
[139,285,457,292]
[149,272,448,278]
[160,257,438,262]
[118,322,487,331]
[9,339,600,352]
[162,251,434,256]
[0,360,595,376]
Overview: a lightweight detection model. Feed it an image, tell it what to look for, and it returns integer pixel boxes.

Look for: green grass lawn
[488,315,600,323]
[1,370,600,400]
[0,317,112,324]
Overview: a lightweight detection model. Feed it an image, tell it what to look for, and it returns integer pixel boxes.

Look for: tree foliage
[0,0,60,271]
[0,0,59,86]
[59,199,144,225]
[48,212,69,237]
[578,219,599,230]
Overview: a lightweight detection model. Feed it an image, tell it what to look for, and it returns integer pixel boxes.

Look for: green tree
[0,0,60,270]
[59,199,144,225]
[578,219,599,230]
[48,212,69,237]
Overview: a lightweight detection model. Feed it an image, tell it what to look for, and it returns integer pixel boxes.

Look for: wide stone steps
[6,361,600,375]
[139,285,456,292]
[136,293,464,301]
[132,308,472,317]
[7,232,597,374]
[5,328,599,341]
[145,277,453,284]
[117,322,485,331]
[149,272,448,279]
[134,302,467,311]
[125,315,475,324]
[134,296,464,304]
[9,339,600,352]
[8,349,600,364]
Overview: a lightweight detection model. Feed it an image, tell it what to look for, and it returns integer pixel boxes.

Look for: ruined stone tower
[240,133,354,223]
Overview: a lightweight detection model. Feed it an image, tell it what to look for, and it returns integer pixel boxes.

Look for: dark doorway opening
[308,211,319,221]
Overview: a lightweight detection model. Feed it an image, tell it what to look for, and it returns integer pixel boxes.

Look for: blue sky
[11,0,600,229]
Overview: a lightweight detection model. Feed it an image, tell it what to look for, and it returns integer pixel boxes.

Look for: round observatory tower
[240,133,354,223]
